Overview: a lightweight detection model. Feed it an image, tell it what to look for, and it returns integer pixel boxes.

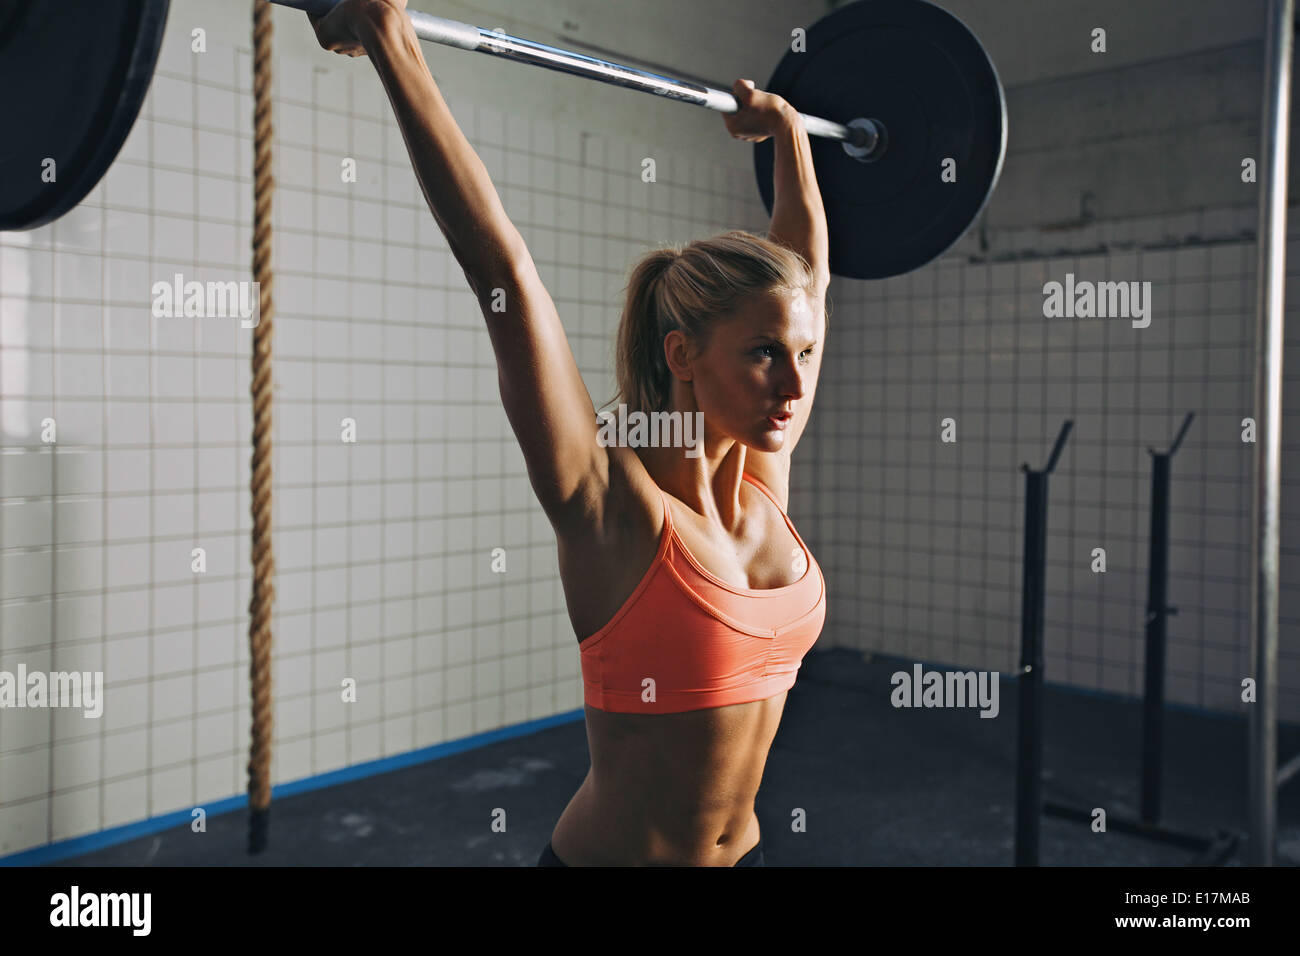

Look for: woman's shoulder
[588,445,666,538]
[742,451,792,513]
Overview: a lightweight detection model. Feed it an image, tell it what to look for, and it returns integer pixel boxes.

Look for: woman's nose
[778,359,807,399]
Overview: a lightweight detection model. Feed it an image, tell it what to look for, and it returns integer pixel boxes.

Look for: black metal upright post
[1141,412,1194,825]
[1033,413,1235,863]
[1016,470,1047,866]
[1014,421,1072,867]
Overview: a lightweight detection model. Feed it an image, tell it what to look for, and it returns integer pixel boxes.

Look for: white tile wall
[809,205,1300,725]
[0,10,765,856]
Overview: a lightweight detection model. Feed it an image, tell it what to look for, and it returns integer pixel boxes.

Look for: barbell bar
[0,0,1007,280]
[272,0,883,157]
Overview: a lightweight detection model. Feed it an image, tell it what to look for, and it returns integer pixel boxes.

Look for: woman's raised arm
[313,1,610,526]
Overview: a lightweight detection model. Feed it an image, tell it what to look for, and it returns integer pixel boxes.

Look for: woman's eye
[756,345,815,361]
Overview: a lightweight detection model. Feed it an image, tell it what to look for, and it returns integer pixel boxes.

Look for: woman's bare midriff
[546,446,798,866]
[550,693,787,866]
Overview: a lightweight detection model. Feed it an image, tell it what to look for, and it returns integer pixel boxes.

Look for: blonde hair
[602,230,828,416]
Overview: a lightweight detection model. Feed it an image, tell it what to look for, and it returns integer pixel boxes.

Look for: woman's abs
[549,696,785,865]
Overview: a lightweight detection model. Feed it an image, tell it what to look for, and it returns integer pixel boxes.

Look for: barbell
[0,0,1006,280]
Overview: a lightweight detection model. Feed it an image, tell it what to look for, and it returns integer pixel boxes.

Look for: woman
[308,0,830,867]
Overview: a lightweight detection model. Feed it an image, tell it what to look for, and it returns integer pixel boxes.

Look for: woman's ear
[662,329,694,383]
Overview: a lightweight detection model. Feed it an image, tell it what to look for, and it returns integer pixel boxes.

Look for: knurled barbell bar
[0,0,1007,280]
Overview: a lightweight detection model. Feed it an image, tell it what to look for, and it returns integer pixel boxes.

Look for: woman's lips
[766,414,791,429]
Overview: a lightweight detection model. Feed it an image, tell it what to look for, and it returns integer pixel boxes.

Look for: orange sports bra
[578,472,826,714]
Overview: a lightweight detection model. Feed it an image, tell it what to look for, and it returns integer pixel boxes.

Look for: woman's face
[671,287,821,453]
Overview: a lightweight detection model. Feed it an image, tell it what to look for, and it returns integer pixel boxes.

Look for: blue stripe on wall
[1,707,585,866]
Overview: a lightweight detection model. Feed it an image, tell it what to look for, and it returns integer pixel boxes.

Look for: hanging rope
[248,0,276,855]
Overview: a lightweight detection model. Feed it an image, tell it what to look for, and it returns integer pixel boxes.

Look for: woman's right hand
[723,79,793,143]
[307,0,409,58]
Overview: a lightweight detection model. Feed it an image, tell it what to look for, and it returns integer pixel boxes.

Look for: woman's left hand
[723,79,793,142]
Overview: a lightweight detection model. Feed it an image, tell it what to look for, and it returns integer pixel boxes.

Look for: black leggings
[537,840,765,866]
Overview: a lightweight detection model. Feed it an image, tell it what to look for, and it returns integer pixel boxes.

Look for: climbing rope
[248,0,276,854]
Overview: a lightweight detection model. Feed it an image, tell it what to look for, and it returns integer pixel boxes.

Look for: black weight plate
[0,0,170,231]
[754,0,1006,280]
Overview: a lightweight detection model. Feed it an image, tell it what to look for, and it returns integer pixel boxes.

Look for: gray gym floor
[51,647,1300,867]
